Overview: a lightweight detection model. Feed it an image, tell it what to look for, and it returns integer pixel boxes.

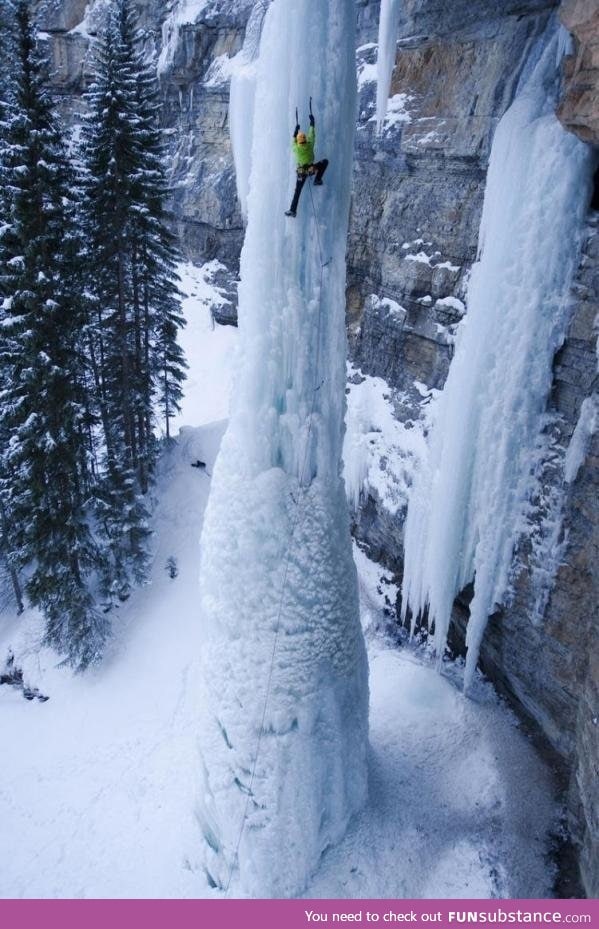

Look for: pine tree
[0,0,25,614]
[0,2,108,667]
[0,1,16,106]
[84,0,187,464]
[81,0,186,601]
[122,2,188,448]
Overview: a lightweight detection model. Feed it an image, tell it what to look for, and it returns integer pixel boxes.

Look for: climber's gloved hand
[294,123,300,137]
[309,114,315,127]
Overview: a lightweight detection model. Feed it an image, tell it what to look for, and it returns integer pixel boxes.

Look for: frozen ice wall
[229,1,269,219]
[376,0,402,132]
[401,26,594,690]
[158,0,207,77]
[197,0,368,898]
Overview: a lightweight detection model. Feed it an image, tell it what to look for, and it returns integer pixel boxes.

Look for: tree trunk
[0,497,24,615]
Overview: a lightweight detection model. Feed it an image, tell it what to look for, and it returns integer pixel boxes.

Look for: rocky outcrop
[558,0,599,144]
[157,1,252,266]
[560,219,599,899]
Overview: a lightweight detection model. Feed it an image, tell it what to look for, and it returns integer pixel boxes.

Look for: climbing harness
[223,181,331,896]
[286,99,327,216]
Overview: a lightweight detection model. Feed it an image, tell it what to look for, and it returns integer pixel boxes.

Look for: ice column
[229,1,269,219]
[197,0,368,898]
[375,0,402,132]
[401,27,594,690]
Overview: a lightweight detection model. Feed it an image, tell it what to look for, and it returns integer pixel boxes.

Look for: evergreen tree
[0,2,16,112]
[0,0,25,614]
[123,4,188,447]
[81,0,186,601]
[0,1,108,667]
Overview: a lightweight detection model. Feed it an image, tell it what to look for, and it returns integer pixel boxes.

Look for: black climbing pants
[289,159,329,213]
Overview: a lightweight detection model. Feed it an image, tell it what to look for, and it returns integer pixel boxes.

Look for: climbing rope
[223,183,330,895]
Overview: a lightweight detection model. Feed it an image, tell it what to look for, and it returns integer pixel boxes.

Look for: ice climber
[285,108,329,217]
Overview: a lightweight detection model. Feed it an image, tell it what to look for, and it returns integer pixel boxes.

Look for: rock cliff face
[35,0,251,269]
[558,0,599,144]
[34,0,598,895]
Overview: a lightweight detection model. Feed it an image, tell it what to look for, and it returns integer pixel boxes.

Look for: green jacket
[292,125,315,167]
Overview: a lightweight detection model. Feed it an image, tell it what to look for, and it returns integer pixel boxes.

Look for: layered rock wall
[558,0,599,144]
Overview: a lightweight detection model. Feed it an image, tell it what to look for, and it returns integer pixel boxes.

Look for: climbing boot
[285,209,296,217]
[314,179,323,186]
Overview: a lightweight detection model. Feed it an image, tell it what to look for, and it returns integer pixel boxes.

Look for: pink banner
[0,899,597,929]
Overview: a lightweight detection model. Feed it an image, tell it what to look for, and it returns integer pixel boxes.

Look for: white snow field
[196,0,369,897]
[170,262,238,433]
[401,25,595,689]
[0,261,560,900]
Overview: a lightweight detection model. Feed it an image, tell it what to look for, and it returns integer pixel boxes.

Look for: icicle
[375,0,402,133]
[401,24,594,691]
[197,0,368,898]
[229,1,269,219]
[565,395,598,484]
[556,23,574,66]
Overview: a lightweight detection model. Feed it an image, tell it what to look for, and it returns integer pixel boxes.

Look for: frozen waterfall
[401,27,594,690]
[375,0,402,132]
[229,0,269,219]
[197,0,368,898]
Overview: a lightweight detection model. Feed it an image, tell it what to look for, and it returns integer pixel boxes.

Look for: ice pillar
[197,0,368,898]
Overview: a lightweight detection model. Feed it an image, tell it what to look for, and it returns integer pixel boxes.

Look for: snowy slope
[0,422,224,898]
[170,262,238,433]
[0,259,560,900]
[0,489,558,899]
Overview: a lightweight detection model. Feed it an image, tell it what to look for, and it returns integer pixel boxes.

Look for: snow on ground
[303,544,558,899]
[170,262,238,433]
[0,422,225,898]
[0,263,560,898]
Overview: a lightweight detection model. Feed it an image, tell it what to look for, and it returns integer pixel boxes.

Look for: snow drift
[401,25,594,689]
[197,0,368,898]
